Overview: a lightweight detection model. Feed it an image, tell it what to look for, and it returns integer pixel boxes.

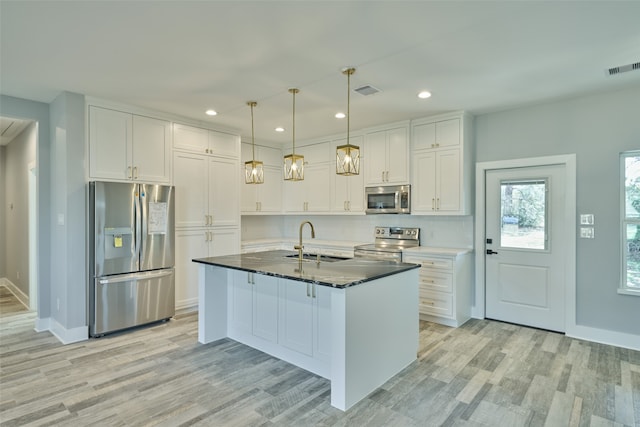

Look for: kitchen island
[193,250,419,411]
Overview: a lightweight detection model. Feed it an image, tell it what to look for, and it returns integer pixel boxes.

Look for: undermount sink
[284,253,350,263]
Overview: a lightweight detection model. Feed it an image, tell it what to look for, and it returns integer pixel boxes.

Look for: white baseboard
[0,278,30,310]
[34,317,50,333]
[567,325,640,351]
[176,297,198,312]
[471,314,640,351]
[48,318,88,344]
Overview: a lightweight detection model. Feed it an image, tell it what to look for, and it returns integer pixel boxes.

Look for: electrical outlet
[580,214,594,225]
[580,227,595,239]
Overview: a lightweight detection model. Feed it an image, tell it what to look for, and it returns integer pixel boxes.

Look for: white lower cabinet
[175,228,239,310]
[252,273,279,342]
[279,278,331,362]
[403,250,472,327]
[230,271,279,342]
[228,273,331,363]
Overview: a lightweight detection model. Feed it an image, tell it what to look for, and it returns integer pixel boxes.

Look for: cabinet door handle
[306,283,311,297]
[127,166,132,179]
[381,171,385,182]
[347,201,350,211]
[437,198,440,210]
[133,166,138,179]
[432,198,435,210]
[385,171,389,182]
[312,284,316,298]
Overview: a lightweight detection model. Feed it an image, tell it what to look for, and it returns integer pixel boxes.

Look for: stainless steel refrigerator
[89,181,175,337]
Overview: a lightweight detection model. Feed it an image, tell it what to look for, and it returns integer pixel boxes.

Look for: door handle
[486,249,498,255]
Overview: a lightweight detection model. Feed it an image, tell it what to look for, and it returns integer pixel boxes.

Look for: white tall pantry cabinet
[173,124,241,309]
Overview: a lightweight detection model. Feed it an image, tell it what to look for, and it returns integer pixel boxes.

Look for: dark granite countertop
[192,250,419,288]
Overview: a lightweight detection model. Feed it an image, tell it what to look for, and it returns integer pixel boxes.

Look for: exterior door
[485,165,566,332]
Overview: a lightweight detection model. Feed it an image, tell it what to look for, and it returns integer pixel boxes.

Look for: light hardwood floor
[1,286,638,426]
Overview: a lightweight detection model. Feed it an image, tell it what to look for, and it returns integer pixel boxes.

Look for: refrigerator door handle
[98,269,174,285]
[134,185,142,268]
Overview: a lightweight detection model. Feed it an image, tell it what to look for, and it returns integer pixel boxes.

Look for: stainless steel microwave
[365,185,410,214]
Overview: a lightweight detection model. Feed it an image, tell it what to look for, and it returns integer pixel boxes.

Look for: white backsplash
[242,214,473,249]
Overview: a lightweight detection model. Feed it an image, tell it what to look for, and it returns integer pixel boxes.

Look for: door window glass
[500,180,547,250]
[622,152,640,291]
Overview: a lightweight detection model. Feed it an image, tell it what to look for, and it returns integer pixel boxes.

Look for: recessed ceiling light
[275,127,285,132]
[418,91,432,99]
[205,109,218,116]
[335,112,346,119]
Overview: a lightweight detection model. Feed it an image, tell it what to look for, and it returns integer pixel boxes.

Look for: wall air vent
[354,85,380,96]
[607,62,640,76]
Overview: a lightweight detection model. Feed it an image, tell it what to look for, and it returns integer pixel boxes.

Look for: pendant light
[244,101,264,184]
[336,67,360,176]
[284,88,304,180]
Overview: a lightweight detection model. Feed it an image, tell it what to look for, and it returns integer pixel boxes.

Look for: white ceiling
[1,1,640,146]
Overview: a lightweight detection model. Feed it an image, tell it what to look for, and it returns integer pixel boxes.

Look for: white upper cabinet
[174,123,239,158]
[89,106,171,183]
[331,136,364,213]
[173,151,240,228]
[174,152,208,228]
[412,118,461,151]
[282,163,331,213]
[411,113,473,215]
[132,115,172,183]
[282,143,331,213]
[241,143,283,214]
[209,156,240,226]
[364,124,409,186]
[173,123,208,153]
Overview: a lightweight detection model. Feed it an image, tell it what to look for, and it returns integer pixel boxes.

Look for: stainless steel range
[353,226,420,262]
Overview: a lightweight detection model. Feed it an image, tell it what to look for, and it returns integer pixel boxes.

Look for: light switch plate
[580,214,594,225]
[580,227,594,239]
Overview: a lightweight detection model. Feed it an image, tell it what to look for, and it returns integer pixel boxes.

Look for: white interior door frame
[474,154,576,334]
[28,161,38,311]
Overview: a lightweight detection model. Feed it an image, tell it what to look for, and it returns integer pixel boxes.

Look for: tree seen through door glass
[623,154,640,289]
[500,180,546,250]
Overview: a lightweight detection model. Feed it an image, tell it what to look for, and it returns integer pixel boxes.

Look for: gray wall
[475,84,640,335]
[2,122,36,295]
[49,92,86,329]
[0,95,51,320]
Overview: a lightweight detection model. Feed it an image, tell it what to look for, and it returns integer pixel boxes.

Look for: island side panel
[330,269,419,411]
[198,264,229,344]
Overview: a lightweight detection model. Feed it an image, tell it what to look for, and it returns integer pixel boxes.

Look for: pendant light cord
[249,101,257,161]
[291,89,297,155]
[347,70,351,146]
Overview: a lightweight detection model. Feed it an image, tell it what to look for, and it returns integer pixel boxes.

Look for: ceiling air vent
[354,85,380,96]
[607,62,640,76]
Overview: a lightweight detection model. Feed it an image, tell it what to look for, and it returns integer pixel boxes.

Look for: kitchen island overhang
[193,250,420,411]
